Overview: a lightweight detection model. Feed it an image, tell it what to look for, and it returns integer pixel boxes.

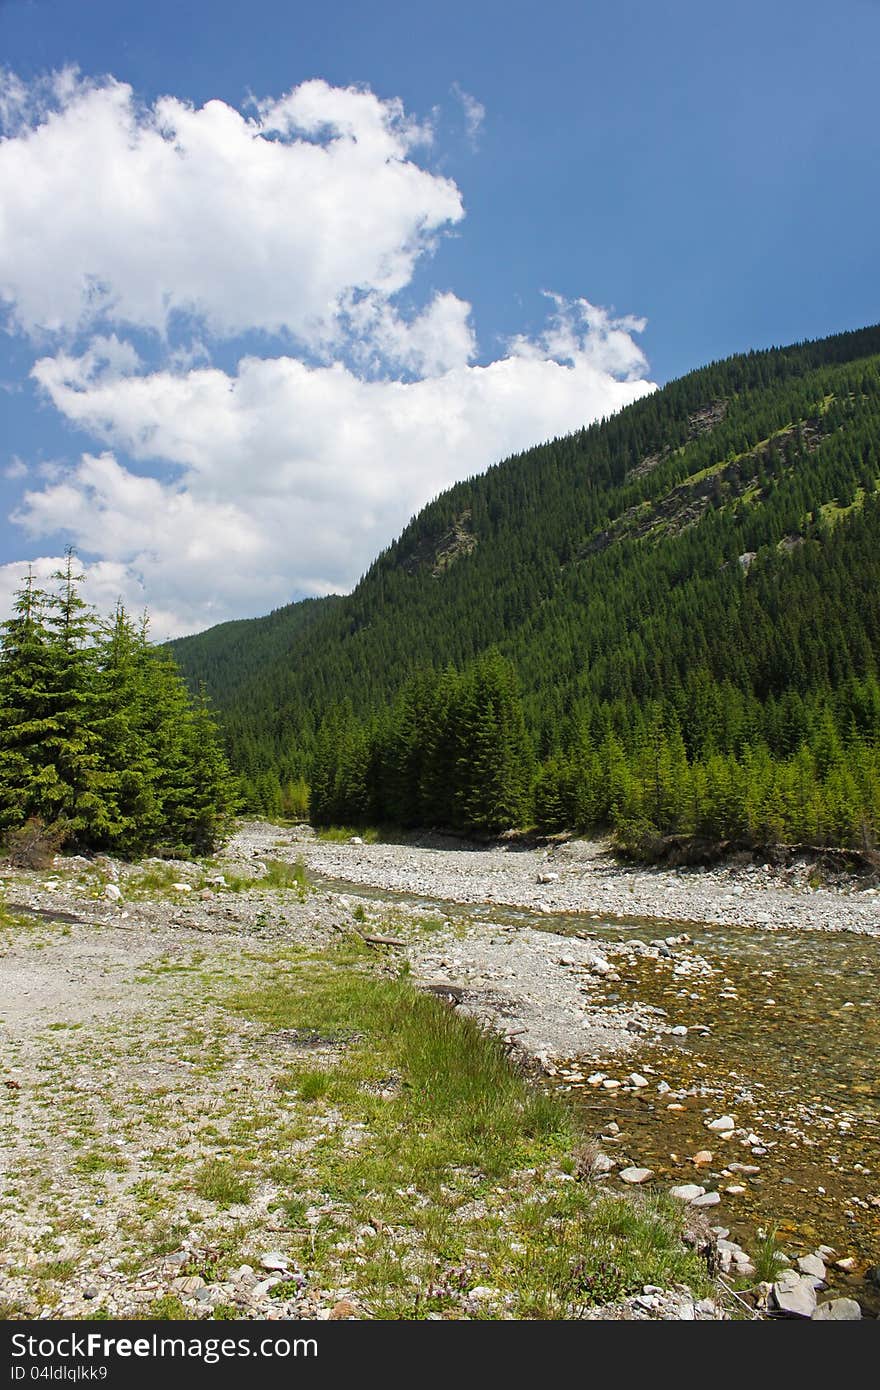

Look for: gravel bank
[254,822,880,936]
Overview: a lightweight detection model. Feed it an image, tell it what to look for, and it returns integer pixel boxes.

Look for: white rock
[171,882,192,893]
[707,1115,736,1132]
[796,1252,826,1284]
[670,1025,688,1036]
[628,1073,649,1088]
[669,1184,705,1202]
[260,1251,289,1272]
[619,1167,654,1185]
[690,1191,721,1208]
[103,883,122,902]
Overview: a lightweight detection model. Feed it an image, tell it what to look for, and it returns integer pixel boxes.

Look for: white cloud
[0,71,658,640]
[4,455,27,480]
[0,70,463,345]
[19,300,655,637]
[452,83,486,148]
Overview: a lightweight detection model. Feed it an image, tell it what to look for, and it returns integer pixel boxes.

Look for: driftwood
[419,981,467,1003]
[329,921,407,949]
[5,902,90,926]
[357,930,408,948]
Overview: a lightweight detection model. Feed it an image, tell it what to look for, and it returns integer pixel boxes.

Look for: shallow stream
[312,872,880,1312]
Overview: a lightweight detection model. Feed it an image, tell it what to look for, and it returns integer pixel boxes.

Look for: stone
[537,872,559,884]
[796,1252,826,1283]
[771,1276,817,1318]
[707,1115,736,1132]
[103,883,122,902]
[173,1276,205,1295]
[349,837,363,845]
[669,1184,705,1202]
[727,1162,760,1175]
[628,1073,649,1088]
[724,1184,746,1195]
[619,1167,654,1185]
[591,1153,616,1174]
[670,1025,688,1036]
[692,1150,713,1166]
[602,1078,620,1089]
[171,882,192,893]
[690,1191,721,1208]
[812,1298,862,1320]
[833,1256,856,1272]
[330,1299,359,1319]
[260,1251,289,1272]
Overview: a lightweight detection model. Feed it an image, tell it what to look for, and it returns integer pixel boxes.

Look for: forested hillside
[171,324,880,849]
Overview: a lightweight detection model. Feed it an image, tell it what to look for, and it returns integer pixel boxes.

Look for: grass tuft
[193,1159,253,1208]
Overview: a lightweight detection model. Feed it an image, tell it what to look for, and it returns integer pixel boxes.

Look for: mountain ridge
[170,322,880,840]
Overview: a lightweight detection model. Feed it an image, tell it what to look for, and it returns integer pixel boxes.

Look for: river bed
[307,868,880,1313]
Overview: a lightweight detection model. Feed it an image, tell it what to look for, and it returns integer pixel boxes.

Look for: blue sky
[1,0,878,636]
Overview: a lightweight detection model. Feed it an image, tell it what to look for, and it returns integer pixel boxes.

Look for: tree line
[0,555,237,858]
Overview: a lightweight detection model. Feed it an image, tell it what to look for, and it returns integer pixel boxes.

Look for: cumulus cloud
[20,299,655,636]
[0,70,657,638]
[0,70,463,344]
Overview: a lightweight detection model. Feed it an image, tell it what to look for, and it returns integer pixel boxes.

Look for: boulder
[812,1298,862,1320]
[771,1275,817,1319]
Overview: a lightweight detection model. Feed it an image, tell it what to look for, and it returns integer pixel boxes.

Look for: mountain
[170,324,880,848]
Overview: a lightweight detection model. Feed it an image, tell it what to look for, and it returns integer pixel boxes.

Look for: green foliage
[192,1159,253,1207]
[169,325,880,854]
[0,556,237,858]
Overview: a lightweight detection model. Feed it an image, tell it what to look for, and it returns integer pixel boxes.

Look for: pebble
[707,1115,736,1133]
[628,1073,649,1088]
[690,1191,721,1208]
[669,1184,705,1202]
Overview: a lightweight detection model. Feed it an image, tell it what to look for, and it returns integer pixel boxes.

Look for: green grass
[315,826,381,843]
[146,1295,187,1320]
[193,1159,253,1208]
[228,954,712,1316]
[752,1227,788,1283]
